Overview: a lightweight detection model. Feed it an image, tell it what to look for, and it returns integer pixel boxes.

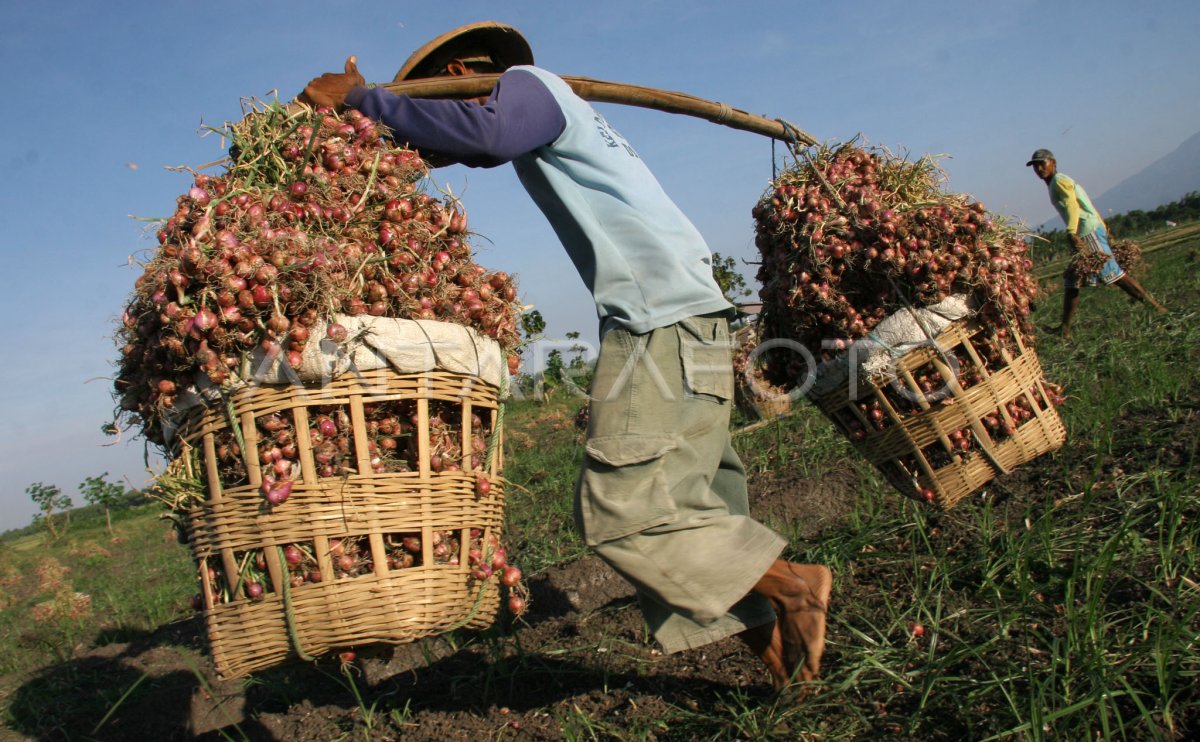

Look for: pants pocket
[677,316,734,401]
[576,433,678,545]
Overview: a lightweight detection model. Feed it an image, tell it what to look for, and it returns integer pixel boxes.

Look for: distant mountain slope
[1097,130,1200,214]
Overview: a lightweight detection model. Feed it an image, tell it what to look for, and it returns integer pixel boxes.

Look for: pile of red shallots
[113,102,522,447]
[1071,237,1143,280]
[752,142,1040,378]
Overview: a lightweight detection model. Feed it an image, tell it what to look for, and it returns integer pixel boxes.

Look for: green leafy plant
[78,473,127,535]
[26,482,72,540]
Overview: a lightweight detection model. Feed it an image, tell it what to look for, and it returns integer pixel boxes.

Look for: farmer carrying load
[1026,148,1166,339]
[300,22,831,694]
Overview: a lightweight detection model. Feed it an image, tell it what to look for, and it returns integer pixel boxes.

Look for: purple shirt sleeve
[344,69,566,168]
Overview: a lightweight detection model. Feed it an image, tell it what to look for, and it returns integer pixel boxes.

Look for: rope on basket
[770,118,815,181]
[485,350,508,474]
[776,119,812,152]
[418,348,512,635]
[277,546,316,662]
[447,353,511,632]
[443,572,500,633]
[220,390,246,464]
[877,278,956,399]
[407,318,487,383]
[885,282,1010,477]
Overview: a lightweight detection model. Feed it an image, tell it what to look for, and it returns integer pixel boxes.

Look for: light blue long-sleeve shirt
[347,66,732,336]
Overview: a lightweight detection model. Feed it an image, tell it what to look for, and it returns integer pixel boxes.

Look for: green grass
[2,231,1198,739]
[501,396,591,574]
[0,505,195,676]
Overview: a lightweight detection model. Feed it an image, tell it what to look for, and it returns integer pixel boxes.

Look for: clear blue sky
[1,0,1197,531]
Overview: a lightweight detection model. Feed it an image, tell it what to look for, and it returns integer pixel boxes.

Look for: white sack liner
[161,316,504,444]
[806,295,974,400]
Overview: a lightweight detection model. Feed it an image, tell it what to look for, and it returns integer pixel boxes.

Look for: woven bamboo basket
[810,318,1065,509]
[733,323,793,420]
[734,377,792,420]
[173,366,505,679]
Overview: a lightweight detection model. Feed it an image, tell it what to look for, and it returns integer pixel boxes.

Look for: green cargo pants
[575,313,785,654]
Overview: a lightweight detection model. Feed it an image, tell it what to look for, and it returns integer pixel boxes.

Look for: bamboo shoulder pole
[378,74,816,145]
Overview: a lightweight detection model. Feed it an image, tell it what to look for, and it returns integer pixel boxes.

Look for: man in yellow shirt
[1027,149,1166,339]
